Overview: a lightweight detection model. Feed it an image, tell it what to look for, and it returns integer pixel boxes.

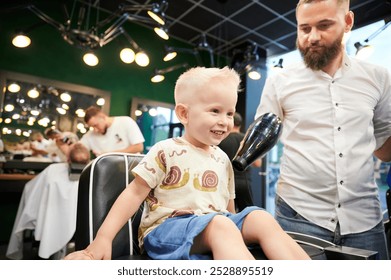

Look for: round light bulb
[135,51,150,67]
[12,34,31,48]
[120,48,135,64]
[83,52,99,66]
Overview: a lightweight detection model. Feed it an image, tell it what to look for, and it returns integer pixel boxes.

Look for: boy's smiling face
[180,80,237,151]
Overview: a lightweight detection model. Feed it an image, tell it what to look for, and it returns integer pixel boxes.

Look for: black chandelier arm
[27,5,64,31]
[124,13,158,25]
[120,27,141,51]
[156,63,189,75]
[101,27,124,46]
[102,13,129,40]
[364,19,391,43]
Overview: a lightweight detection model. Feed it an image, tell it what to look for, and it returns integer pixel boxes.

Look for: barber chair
[74,153,378,260]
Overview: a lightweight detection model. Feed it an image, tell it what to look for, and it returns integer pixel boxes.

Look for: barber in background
[219,112,261,212]
[45,128,79,162]
[80,106,145,157]
[255,0,391,259]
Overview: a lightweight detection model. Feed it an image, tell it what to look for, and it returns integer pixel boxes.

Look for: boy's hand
[64,237,112,260]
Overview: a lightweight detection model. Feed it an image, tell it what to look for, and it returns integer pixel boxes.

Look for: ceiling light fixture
[150,63,189,83]
[231,41,266,80]
[273,58,283,69]
[12,33,31,48]
[354,17,391,59]
[13,1,169,66]
[162,34,215,67]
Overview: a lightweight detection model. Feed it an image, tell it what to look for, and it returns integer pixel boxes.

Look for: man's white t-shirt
[80,116,145,154]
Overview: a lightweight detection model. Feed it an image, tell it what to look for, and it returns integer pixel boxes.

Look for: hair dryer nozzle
[232,112,282,171]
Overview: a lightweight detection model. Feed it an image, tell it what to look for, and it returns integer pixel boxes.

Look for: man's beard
[297,35,343,70]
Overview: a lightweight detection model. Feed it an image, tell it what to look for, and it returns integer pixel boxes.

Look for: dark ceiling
[1,0,391,59]
[116,0,391,58]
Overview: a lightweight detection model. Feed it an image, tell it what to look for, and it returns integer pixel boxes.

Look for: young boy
[65,67,310,260]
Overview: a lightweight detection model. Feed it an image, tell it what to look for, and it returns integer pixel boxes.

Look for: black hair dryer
[232,112,283,172]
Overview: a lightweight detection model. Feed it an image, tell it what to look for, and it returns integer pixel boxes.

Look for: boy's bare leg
[241,210,310,260]
[191,215,255,260]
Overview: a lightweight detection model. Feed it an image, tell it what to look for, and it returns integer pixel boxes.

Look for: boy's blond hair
[174,67,241,105]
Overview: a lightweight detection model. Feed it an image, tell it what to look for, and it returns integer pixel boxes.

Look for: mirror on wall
[130,97,183,152]
[0,70,111,143]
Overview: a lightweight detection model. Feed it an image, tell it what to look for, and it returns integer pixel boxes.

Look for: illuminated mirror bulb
[60,92,71,102]
[28,88,39,98]
[4,104,15,112]
[149,108,158,117]
[8,82,21,93]
[248,71,261,80]
[96,97,105,106]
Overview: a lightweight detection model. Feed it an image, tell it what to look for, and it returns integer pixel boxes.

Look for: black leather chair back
[74,153,144,259]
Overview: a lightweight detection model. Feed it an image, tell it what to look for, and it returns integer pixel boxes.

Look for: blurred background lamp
[8,82,21,93]
[60,92,71,102]
[27,88,39,98]
[96,97,105,106]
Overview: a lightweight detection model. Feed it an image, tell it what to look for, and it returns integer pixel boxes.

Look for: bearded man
[255,0,391,259]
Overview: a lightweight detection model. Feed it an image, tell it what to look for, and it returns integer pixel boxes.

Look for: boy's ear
[175,103,189,124]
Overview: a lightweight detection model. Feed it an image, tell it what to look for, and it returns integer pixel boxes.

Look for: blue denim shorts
[143,206,262,260]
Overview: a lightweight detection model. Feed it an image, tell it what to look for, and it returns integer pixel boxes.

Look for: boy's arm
[65,175,151,260]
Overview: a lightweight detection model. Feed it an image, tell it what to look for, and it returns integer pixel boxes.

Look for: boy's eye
[211,109,219,114]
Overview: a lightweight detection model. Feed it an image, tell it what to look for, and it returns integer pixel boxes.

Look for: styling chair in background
[74,153,378,260]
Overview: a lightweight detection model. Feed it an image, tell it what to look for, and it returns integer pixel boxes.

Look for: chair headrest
[69,162,87,181]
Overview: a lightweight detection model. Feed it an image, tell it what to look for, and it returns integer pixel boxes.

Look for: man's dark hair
[84,106,103,123]
[234,112,243,127]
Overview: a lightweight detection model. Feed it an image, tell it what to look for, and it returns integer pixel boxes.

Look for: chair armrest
[324,245,378,260]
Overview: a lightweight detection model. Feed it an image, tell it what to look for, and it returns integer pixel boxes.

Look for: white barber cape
[6,163,78,259]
